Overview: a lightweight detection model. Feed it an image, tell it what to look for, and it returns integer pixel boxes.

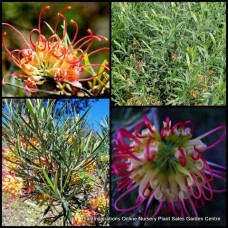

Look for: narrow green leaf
[61,170,71,193]
[84,132,92,152]
[191,12,198,23]
[26,99,35,119]
[209,32,216,46]
[44,21,55,34]
[113,40,127,52]
[42,167,56,195]
[83,53,95,75]
[37,99,44,116]
[169,78,187,84]
[54,170,58,193]
[186,53,191,68]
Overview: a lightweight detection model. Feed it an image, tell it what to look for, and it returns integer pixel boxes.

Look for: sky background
[2,99,110,133]
[85,99,109,131]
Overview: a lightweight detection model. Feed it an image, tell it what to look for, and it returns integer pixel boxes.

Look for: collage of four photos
[2,2,226,227]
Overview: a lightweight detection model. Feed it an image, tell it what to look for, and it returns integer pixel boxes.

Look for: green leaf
[53,170,58,193]
[83,53,96,75]
[191,12,198,23]
[26,99,35,119]
[42,167,57,195]
[44,21,55,34]
[169,78,187,84]
[84,132,93,152]
[61,170,71,193]
[186,53,191,68]
[17,114,35,134]
[99,59,108,75]
[209,32,216,46]
[37,99,44,117]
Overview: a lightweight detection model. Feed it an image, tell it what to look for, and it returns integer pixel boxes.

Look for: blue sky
[82,99,109,131]
[2,99,110,132]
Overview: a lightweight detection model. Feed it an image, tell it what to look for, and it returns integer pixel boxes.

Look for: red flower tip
[87,29,93,35]
[178,147,186,166]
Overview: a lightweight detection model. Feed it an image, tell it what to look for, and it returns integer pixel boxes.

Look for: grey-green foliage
[112,2,226,105]
[2,99,109,225]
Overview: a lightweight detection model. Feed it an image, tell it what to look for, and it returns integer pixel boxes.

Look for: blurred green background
[2,2,109,97]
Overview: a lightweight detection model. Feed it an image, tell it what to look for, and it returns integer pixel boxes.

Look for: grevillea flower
[30,193,53,205]
[2,173,24,200]
[2,5,109,94]
[2,147,19,173]
[112,116,226,217]
[72,209,96,226]
[100,154,110,164]
[70,171,83,185]
[67,134,76,144]
[27,136,40,150]
[89,194,109,213]
[85,160,97,174]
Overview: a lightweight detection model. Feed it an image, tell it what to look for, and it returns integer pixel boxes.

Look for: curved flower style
[2,6,109,94]
[112,116,226,217]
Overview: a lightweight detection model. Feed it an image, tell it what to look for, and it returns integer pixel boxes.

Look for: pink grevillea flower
[2,6,109,93]
[112,116,226,217]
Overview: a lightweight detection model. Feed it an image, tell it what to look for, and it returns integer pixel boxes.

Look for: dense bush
[2,99,109,226]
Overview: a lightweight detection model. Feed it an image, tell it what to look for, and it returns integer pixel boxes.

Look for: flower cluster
[70,171,83,185]
[2,147,19,173]
[30,193,53,205]
[2,147,23,200]
[85,160,97,174]
[2,173,24,200]
[100,154,110,164]
[67,134,76,144]
[72,209,96,226]
[89,194,109,213]
[112,115,226,217]
[2,5,109,94]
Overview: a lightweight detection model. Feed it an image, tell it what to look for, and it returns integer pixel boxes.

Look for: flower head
[2,173,24,200]
[85,160,97,174]
[70,171,83,185]
[89,194,109,213]
[2,5,109,94]
[2,147,19,173]
[100,154,110,164]
[30,193,53,205]
[112,115,226,217]
[72,209,96,226]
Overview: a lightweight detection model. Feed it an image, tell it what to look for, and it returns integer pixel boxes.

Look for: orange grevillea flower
[2,173,24,200]
[89,194,109,213]
[72,209,96,226]
[2,6,109,93]
[2,147,19,173]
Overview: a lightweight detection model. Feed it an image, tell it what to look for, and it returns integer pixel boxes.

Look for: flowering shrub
[2,5,109,96]
[2,99,109,226]
[112,114,226,219]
